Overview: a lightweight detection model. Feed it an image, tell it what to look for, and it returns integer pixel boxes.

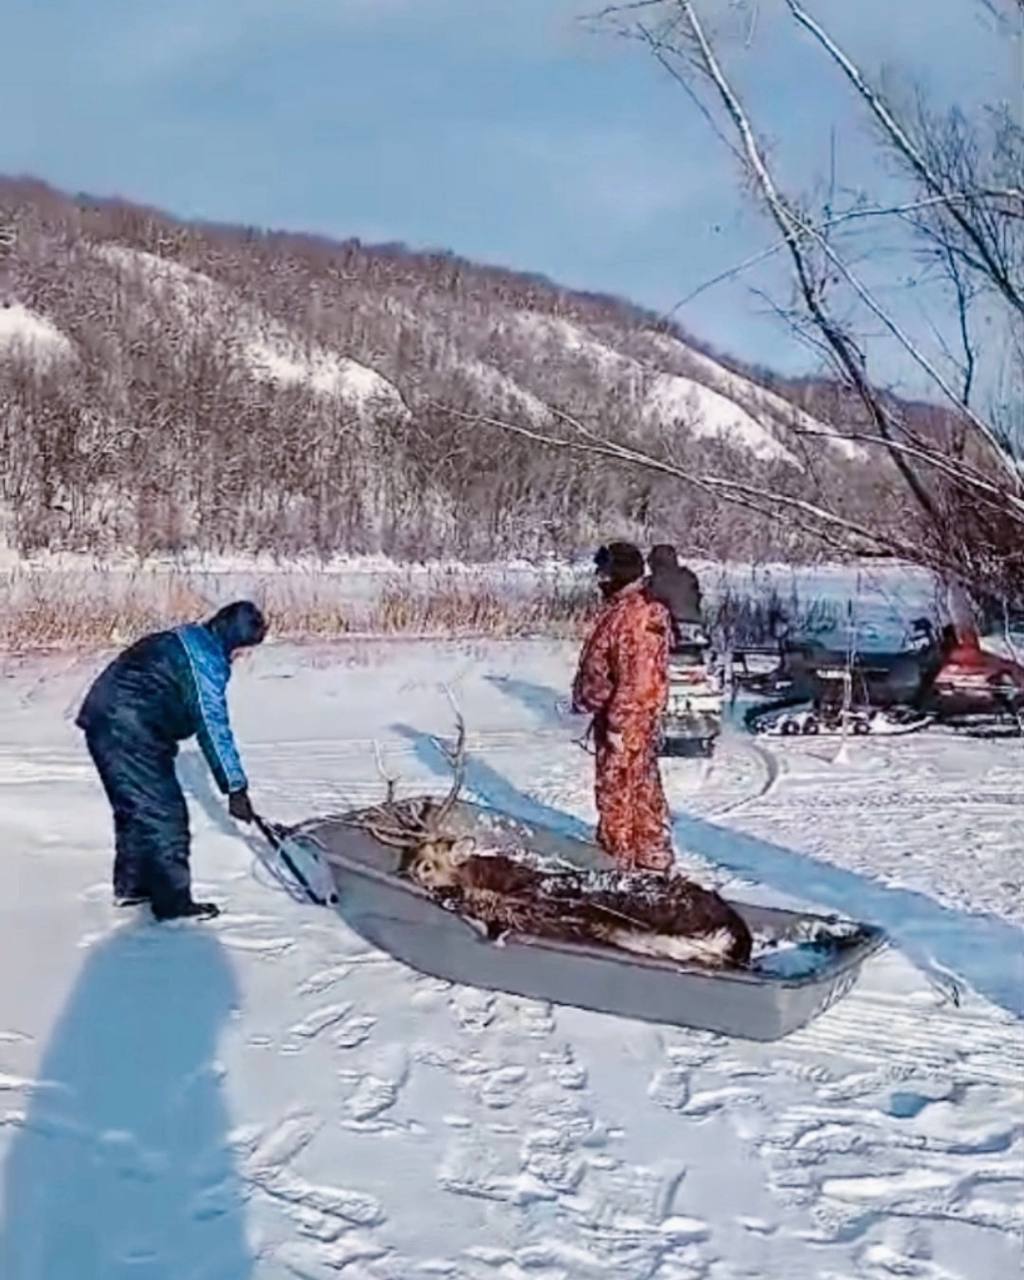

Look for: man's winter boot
[152,899,221,923]
[114,894,150,908]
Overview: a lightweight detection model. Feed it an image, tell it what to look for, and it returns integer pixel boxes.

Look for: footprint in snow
[571,1158,689,1236]
[297,963,353,997]
[648,1064,691,1112]
[437,1130,558,1207]
[408,978,452,1012]
[449,987,497,1033]
[243,1153,385,1230]
[540,1045,588,1091]
[519,1126,587,1194]
[341,1044,410,1130]
[275,1236,389,1278]
[680,1086,767,1128]
[332,1015,377,1050]
[286,1002,354,1044]
[245,1109,321,1177]
[531,1087,601,1152]
[756,1079,1024,1249]
[477,1064,530,1110]
[500,994,556,1039]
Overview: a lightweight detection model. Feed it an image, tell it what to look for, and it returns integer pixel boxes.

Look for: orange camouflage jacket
[572,582,671,733]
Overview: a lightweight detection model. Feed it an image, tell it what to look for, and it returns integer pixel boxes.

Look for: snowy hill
[0,177,898,562]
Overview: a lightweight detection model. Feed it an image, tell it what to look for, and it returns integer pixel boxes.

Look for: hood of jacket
[205,601,267,656]
[648,544,680,572]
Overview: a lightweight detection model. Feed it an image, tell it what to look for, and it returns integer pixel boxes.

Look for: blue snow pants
[85,722,193,916]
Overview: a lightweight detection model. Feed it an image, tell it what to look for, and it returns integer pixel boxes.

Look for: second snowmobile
[742,618,1024,738]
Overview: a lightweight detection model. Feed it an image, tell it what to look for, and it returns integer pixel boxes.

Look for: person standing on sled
[76,601,266,922]
[572,543,674,873]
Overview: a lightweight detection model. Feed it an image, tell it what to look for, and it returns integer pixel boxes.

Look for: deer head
[405,834,477,890]
[346,707,471,886]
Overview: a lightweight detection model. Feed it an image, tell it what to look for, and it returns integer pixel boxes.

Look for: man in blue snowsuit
[76,601,267,921]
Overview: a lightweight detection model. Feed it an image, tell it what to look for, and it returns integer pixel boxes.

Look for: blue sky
[3,0,1014,385]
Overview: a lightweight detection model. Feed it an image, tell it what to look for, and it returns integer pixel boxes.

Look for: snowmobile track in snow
[0,727,780,821]
[709,737,781,817]
[781,990,1023,1086]
[746,787,1024,814]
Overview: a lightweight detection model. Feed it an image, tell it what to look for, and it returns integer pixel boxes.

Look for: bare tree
[464,0,1024,610]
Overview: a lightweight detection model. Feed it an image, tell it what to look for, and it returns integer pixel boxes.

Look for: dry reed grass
[0,568,597,652]
[0,565,835,655]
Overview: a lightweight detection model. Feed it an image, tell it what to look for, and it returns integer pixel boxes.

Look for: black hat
[594,542,645,590]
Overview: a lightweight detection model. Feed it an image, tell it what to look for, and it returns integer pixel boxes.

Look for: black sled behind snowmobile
[744,616,1024,739]
[744,618,942,738]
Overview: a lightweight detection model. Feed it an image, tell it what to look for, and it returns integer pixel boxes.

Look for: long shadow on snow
[177,748,271,872]
[395,723,1024,1020]
[484,674,569,725]
[390,723,591,843]
[0,928,250,1280]
[675,811,1024,1019]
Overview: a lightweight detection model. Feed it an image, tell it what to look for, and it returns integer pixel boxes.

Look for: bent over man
[76,601,267,921]
[572,543,674,872]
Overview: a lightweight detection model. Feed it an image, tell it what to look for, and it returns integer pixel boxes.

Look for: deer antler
[360,814,422,850]
[343,702,468,855]
[373,738,400,804]
[347,737,416,848]
[432,692,467,830]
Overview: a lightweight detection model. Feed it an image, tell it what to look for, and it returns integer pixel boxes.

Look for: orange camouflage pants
[593,718,672,872]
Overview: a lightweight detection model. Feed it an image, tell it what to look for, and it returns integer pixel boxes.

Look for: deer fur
[346,707,752,970]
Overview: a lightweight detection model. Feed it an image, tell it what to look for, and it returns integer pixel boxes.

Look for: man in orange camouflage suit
[572,542,674,873]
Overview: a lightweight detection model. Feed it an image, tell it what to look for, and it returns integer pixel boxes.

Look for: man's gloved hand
[229,789,256,824]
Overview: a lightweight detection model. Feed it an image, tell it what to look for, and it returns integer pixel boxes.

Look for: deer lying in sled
[343,714,752,970]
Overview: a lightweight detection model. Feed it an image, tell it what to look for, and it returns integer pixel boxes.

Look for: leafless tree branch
[784,0,1024,319]
[660,190,1012,320]
[579,0,1024,608]
[438,401,932,563]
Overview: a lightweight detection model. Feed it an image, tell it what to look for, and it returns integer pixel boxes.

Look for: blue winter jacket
[76,602,266,795]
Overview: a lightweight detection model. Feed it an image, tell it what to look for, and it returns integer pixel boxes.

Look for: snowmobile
[927,630,1024,731]
[742,618,1024,739]
[659,622,724,758]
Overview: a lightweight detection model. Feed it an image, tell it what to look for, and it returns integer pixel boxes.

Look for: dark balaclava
[594,542,645,600]
[205,601,268,656]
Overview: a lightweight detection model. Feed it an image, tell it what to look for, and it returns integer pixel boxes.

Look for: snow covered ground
[0,639,1021,1280]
